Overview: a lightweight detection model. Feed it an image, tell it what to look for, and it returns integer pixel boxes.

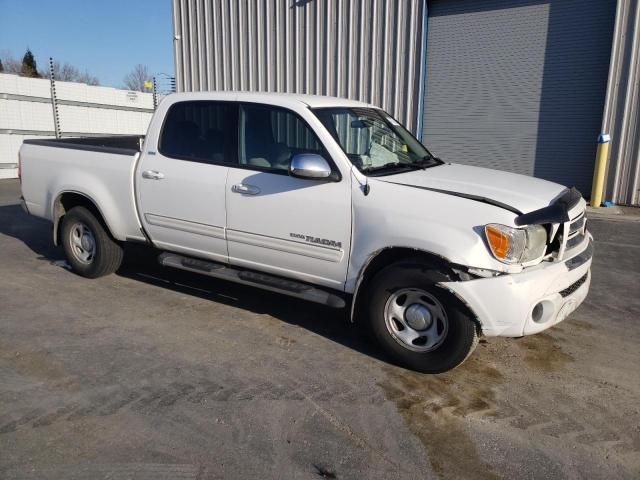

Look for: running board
[158,252,346,308]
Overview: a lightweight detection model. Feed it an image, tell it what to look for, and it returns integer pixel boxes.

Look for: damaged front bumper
[438,235,593,337]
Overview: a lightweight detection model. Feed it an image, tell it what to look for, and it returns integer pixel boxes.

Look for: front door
[137,100,237,262]
[225,103,351,290]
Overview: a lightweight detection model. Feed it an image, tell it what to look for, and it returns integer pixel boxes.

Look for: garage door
[421,0,616,194]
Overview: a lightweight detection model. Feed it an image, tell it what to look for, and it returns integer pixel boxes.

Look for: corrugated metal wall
[602,0,640,206]
[422,0,616,196]
[172,0,425,133]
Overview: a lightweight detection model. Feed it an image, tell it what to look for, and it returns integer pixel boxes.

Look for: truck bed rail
[23,135,144,156]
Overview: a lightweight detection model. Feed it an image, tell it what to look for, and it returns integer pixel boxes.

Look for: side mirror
[289,153,333,180]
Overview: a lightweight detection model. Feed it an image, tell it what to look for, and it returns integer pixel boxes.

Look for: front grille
[551,207,586,261]
[566,231,585,250]
[569,215,585,234]
[528,191,585,262]
[559,273,588,298]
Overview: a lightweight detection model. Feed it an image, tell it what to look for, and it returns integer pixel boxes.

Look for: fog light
[532,302,544,323]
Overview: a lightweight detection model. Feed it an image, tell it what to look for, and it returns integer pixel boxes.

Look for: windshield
[313,107,441,176]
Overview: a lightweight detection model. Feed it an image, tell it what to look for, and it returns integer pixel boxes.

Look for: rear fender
[52,191,115,246]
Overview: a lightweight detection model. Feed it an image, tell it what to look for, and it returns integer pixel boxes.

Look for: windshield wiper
[361,162,417,175]
[414,154,443,168]
[361,155,443,176]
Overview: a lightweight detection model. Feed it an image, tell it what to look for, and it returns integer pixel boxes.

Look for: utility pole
[49,57,61,138]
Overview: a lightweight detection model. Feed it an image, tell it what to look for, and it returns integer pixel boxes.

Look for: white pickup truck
[19,92,593,373]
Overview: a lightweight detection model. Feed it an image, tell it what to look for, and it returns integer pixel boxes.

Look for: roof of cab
[166,91,374,109]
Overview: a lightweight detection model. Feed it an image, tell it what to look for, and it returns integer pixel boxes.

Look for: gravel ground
[0,179,639,479]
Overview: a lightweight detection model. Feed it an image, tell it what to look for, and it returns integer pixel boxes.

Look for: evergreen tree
[0,58,4,73]
[21,49,41,78]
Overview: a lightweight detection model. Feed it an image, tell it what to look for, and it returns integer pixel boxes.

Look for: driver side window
[238,104,324,172]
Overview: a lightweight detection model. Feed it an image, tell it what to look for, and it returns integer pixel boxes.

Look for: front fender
[346,179,522,293]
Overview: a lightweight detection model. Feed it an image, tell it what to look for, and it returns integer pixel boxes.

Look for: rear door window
[159,101,237,165]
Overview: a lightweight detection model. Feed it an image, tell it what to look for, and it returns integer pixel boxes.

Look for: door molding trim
[144,213,225,239]
[227,229,344,263]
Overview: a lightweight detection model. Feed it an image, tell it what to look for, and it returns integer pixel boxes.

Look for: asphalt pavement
[1,179,639,479]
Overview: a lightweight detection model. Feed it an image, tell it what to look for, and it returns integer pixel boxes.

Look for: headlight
[484,223,547,264]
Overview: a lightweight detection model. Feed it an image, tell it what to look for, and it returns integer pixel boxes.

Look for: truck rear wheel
[60,206,123,278]
[366,262,478,373]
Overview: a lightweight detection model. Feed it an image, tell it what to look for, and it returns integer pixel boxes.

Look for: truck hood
[375,163,568,215]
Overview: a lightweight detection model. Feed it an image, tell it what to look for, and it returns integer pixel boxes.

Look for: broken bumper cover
[439,236,593,337]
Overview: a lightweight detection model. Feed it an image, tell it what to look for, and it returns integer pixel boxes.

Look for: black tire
[366,261,479,373]
[60,206,124,278]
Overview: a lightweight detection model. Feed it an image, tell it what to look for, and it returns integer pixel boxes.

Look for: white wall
[0,73,154,179]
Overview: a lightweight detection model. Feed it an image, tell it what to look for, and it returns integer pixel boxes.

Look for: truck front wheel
[366,262,478,373]
[60,206,123,278]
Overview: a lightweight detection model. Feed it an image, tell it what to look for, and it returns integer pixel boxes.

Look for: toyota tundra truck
[19,92,593,373]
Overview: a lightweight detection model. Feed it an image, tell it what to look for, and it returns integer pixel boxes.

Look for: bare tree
[123,64,151,92]
[41,61,99,85]
[1,51,99,85]
[0,51,24,75]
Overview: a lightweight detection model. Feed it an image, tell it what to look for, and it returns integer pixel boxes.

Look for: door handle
[232,183,260,195]
[142,170,165,180]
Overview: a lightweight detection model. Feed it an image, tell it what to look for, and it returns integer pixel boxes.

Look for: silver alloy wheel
[69,221,96,264]
[384,288,449,352]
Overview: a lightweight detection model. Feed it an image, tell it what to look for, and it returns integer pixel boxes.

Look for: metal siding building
[423,0,616,194]
[172,0,425,133]
[601,0,640,205]
[173,0,640,206]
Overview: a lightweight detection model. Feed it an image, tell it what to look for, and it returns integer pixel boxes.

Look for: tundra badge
[290,233,342,249]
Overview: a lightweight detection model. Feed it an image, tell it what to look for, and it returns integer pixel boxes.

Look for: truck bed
[19,135,145,243]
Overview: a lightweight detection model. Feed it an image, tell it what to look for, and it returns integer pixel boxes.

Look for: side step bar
[158,252,346,308]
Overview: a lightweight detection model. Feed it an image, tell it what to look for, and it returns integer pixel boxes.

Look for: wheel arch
[349,246,482,332]
[52,191,115,246]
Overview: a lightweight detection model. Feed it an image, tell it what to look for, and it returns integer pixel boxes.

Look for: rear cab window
[159,101,238,165]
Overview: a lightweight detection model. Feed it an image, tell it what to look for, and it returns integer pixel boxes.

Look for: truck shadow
[0,204,385,365]
[118,243,384,361]
[0,204,63,260]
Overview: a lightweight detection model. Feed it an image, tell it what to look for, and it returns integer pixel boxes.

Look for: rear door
[137,100,237,262]
[225,103,351,290]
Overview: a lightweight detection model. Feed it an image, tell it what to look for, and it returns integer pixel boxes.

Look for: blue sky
[0,0,174,88]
